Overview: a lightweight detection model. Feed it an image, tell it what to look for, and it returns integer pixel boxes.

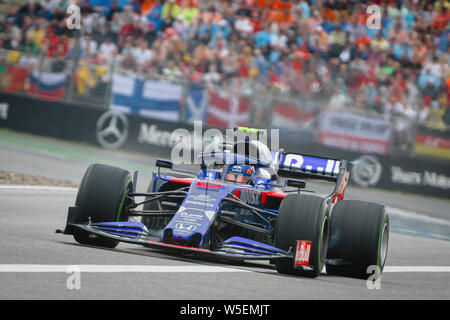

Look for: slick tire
[73,163,132,248]
[326,200,389,279]
[275,194,329,278]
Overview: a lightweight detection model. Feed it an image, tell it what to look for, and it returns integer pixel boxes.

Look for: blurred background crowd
[0,0,449,133]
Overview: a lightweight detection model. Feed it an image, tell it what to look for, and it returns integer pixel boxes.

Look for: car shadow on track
[56,240,378,282]
[56,240,281,274]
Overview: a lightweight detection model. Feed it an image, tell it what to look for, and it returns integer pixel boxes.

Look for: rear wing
[272,152,347,183]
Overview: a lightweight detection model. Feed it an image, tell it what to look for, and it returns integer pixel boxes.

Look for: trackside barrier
[0,92,449,198]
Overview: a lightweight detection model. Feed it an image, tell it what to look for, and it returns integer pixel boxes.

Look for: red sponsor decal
[170,177,194,184]
[260,190,286,204]
[145,240,210,252]
[294,240,312,266]
[195,181,223,189]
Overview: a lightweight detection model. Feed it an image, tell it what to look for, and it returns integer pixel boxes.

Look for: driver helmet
[225,164,255,184]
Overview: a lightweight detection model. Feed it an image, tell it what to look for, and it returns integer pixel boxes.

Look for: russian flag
[28,69,66,100]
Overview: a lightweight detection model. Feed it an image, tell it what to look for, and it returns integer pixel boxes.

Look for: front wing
[56,207,315,270]
[61,223,294,262]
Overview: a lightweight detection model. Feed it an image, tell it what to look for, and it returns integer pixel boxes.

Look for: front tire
[73,164,132,248]
[274,194,329,278]
[326,200,389,279]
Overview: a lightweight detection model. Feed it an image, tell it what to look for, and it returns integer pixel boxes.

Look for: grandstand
[0,0,449,157]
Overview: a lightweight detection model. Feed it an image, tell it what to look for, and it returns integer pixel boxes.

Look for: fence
[0,48,112,108]
[1,91,449,198]
[0,48,333,124]
[0,48,449,161]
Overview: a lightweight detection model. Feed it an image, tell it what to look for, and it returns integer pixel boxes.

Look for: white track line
[383,266,450,273]
[0,265,449,273]
[0,185,77,191]
[387,206,450,228]
[0,265,251,273]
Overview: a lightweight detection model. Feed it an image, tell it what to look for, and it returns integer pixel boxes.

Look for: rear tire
[73,164,132,248]
[326,200,389,279]
[274,194,329,278]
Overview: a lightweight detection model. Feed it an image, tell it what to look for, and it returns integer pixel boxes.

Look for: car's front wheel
[274,194,329,278]
[73,163,132,248]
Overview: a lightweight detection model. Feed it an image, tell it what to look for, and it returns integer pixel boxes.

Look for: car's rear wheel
[274,194,329,278]
[326,200,389,279]
[73,164,132,248]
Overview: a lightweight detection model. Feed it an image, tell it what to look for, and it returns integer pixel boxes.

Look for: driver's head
[225,165,255,184]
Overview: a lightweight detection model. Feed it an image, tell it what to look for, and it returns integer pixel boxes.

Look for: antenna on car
[200,152,207,174]
[199,152,210,194]
[233,127,266,142]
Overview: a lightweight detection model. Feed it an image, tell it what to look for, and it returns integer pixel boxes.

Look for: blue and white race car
[58,127,389,279]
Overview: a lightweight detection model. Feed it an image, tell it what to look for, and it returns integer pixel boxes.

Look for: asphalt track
[0,130,449,300]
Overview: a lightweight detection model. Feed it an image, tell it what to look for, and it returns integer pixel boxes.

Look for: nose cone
[162,180,232,246]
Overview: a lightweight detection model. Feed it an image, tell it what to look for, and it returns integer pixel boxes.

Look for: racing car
[57,127,389,279]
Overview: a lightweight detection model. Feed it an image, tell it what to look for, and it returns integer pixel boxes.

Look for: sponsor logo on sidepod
[239,189,261,205]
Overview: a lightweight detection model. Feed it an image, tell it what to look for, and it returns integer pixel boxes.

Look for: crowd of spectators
[0,0,449,131]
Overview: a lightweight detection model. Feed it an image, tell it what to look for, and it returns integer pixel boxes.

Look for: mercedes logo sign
[351,155,382,187]
[96,111,128,149]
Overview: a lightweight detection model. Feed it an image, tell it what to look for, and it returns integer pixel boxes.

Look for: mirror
[286,179,306,189]
[155,159,173,169]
